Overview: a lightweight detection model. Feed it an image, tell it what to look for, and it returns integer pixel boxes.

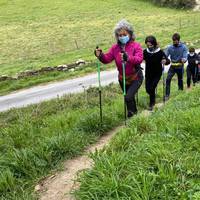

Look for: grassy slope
[0,79,180,199]
[0,84,123,199]
[75,85,200,200]
[0,0,200,95]
[0,0,200,77]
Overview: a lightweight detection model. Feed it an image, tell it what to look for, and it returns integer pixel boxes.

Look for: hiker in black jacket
[198,52,200,82]
[187,47,199,88]
[143,35,170,110]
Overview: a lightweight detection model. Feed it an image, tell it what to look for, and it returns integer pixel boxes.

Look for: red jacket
[100,41,143,82]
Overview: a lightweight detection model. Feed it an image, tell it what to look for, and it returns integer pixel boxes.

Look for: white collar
[147,47,161,54]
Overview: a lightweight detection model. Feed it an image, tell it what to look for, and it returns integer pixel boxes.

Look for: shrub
[149,0,196,8]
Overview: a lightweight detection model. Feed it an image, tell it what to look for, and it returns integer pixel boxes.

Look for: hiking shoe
[127,111,137,118]
[148,105,154,111]
[164,95,169,101]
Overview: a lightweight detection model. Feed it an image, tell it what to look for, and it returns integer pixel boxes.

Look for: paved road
[0,70,118,112]
[0,64,170,112]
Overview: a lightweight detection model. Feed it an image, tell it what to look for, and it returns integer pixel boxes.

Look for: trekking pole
[135,64,141,106]
[122,58,127,126]
[155,87,158,98]
[136,92,139,105]
[194,65,197,85]
[96,46,103,125]
[162,64,166,104]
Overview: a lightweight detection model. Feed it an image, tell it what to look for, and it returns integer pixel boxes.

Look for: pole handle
[96,45,101,90]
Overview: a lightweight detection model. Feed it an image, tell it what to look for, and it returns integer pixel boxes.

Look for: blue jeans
[166,66,184,96]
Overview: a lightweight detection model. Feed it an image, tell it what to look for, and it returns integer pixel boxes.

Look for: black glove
[94,47,102,58]
[122,51,128,62]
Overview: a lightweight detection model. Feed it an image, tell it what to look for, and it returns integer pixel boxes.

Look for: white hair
[114,19,135,40]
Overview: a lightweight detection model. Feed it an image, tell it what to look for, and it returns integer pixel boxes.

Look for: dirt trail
[37,126,123,200]
[37,103,164,200]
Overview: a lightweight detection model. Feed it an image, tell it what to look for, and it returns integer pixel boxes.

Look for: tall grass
[0,80,159,199]
[0,83,124,199]
[75,85,200,200]
[0,77,184,199]
[0,0,200,94]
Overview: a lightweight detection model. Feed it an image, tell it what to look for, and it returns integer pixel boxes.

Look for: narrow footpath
[37,103,163,200]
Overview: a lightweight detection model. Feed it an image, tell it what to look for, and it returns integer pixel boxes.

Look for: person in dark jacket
[197,52,200,82]
[143,35,170,110]
[186,47,199,88]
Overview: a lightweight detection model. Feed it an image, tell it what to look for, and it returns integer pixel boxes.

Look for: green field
[0,0,200,78]
[75,85,200,200]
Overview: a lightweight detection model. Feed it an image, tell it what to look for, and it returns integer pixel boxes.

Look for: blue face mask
[119,35,130,44]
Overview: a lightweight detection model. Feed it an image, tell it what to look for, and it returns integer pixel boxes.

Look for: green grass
[0,0,200,93]
[74,84,200,200]
[0,76,182,199]
[0,83,123,199]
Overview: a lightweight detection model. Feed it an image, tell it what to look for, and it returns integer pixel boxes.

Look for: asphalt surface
[0,69,118,112]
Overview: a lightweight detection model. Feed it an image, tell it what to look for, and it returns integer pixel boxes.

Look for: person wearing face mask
[143,35,170,110]
[94,19,143,118]
[186,47,199,88]
[165,33,188,100]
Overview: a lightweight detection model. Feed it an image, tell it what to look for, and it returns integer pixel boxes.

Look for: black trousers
[145,74,161,106]
[166,66,184,96]
[198,66,200,82]
[187,66,197,87]
[119,70,143,115]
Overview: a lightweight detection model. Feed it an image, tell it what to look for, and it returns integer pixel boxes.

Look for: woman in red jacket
[95,19,143,118]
